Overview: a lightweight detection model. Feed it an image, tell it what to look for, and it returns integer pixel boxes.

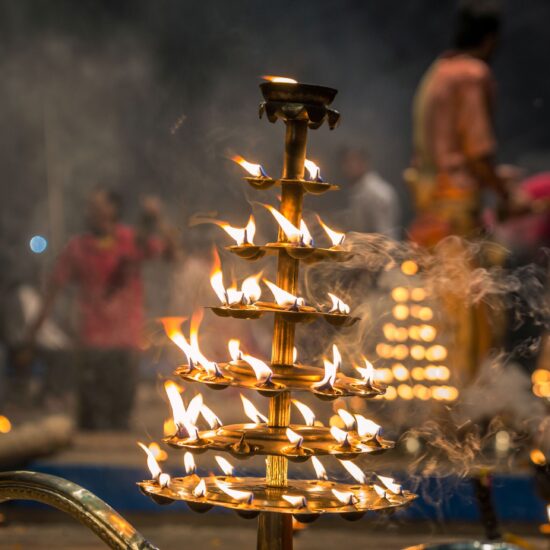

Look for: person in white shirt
[341,147,402,239]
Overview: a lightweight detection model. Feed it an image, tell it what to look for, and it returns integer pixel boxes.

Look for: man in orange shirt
[408,0,509,247]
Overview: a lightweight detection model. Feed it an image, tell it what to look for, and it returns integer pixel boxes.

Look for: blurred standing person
[28,188,179,430]
[341,147,401,239]
[406,0,521,383]
[407,0,509,246]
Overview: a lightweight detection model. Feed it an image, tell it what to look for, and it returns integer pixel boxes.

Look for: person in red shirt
[29,187,178,429]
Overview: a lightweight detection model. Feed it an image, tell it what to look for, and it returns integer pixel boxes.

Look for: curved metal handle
[0,470,158,549]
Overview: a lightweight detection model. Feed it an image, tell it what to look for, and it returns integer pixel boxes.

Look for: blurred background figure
[405,0,511,384]
[341,146,401,239]
[27,188,179,430]
[406,0,511,248]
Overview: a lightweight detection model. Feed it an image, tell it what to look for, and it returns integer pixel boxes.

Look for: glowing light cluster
[532,369,550,398]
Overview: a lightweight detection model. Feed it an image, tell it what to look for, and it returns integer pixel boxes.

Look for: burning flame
[373,484,387,499]
[228,339,242,362]
[184,452,196,474]
[530,449,547,466]
[192,479,206,498]
[316,215,345,246]
[241,272,262,303]
[331,488,357,506]
[292,399,315,427]
[263,279,305,308]
[337,409,356,430]
[282,494,307,508]
[138,442,170,487]
[200,403,222,429]
[311,456,328,480]
[240,394,268,424]
[328,292,350,314]
[215,455,235,476]
[356,358,375,386]
[164,381,194,437]
[160,317,193,364]
[355,414,381,439]
[242,353,273,384]
[214,216,256,246]
[215,480,253,503]
[339,460,366,484]
[286,427,304,448]
[377,475,402,494]
[261,204,313,246]
[293,346,298,364]
[262,75,297,84]
[330,426,350,446]
[304,159,322,181]
[0,415,12,434]
[210,248,229,305]
[313,345,341,390]
[190,310,223,378]
[231,155,268,178]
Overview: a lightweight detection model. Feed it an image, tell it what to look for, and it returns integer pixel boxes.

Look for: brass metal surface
[244,177,338,195]
[164,423,393,461]
[138,475,415,518]
[209,304,359,327]
[174,361,385,399]
[227,243,352,264]
[0,470,157,550]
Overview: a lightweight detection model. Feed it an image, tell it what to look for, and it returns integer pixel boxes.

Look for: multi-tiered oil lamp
[138,78,416,550]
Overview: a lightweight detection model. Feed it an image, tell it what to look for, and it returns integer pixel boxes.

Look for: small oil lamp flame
[148,442,168,462]
[242,353,273,384]
[530,448,547,466]
[228,339,242,362]
[292,399,316,427]
[286,427,304,449]
[241,272,262,303]
[262,75,298,84]
[184,452,196,475]
[231,155,268,178]
[262,204,313,246]
[311,456,328,481]
[339,459,366,484]
[332,488,357,506]
[377,475,402,495]
[216,480,253,504]
[373,484,387,499]
[313,345,340,391]
[160,317,193,365]
[304,159,322,182]
[293,346,298,364]
[138,442,170,487]
[328,292,350,314]
[330,426,350,447]
[200,403,222,429]
[355,414,381,439]
[356,358,375,386]
[164,381,198,439]
[190,310,223,378]
[215,455,234,476]
[263,279,305,309]
[212,215,256,246]
[240,394,268,424]
[316,215,345,246]
[283,494,307,508]
[210,248,228,305]
[192,479,206,498]
[337,409,356,430]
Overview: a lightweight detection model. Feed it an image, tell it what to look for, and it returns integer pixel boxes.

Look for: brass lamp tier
[226,243,352,264]
[244,176,338,194]
[208,303,359,327]
[174,361,385,399]
[138,476,415,521]
[163,424,393,461]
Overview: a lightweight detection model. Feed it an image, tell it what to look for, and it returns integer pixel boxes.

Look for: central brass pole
[257,119,308,550]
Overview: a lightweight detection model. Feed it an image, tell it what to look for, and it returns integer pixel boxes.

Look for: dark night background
[0,0,549,279]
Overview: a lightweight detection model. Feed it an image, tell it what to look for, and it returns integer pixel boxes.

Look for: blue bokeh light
[29,235,48,254]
